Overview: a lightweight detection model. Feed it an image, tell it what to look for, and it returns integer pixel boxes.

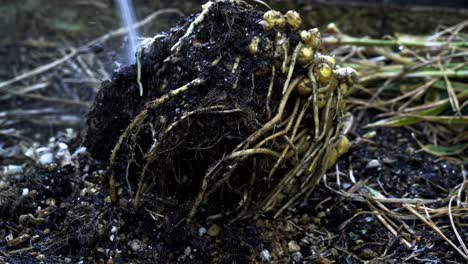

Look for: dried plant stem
[360,69,468,83]
[324,35,468,48]
[404,204,468,260]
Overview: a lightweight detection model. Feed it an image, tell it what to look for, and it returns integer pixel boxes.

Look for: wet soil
[1,123,465,263]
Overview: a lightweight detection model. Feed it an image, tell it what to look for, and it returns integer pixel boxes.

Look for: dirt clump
[85,0,356,223]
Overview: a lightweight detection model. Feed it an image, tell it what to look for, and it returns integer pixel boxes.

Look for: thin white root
[149,78,205,110]
[307,67,320,138]
[282,42,302,94]
[232,56,242,90]
[136,34,167,96]
[229,148,284,159]
[266,65,276,119]
[171,1,214,53]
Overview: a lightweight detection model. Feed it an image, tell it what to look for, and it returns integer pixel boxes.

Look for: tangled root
[86,0,357,222]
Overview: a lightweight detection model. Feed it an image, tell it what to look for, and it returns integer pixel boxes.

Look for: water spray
[116,0,139,64]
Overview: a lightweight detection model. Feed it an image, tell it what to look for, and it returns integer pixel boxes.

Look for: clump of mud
[85,0,356,223]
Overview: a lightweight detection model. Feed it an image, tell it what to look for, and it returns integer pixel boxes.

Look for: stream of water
[116,0,139,63]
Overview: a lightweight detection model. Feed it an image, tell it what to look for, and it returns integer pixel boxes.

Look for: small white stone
[35,147,51,156]
[58,142,68,151]
[5,233,13,241]
[56,142,72,165]
[198,227,207,237]
[24,147,36,159]
[0,180,9,190]
[288,241,301,252]
[21,188,29,197]
[129,239,144,252]
[72,146,87,158]
[291,252,303,262]
[184,246,191,255]
[39,153,54,165]
[366,159,381,169]
[0,165,23,177]
[260,249,271,262]
[111,226,118,233]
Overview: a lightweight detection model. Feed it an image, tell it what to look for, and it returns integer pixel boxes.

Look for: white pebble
[72,146,87,158]
[260,249,272,262]
[22,188,29,197]
[57,142,72,166]
[198,227,207,237]
[291,252,303,262]
[58,142,68,151]
[35,147,51,155]
[366,159,381,169]
[0,180,9,190]
[39,153,54,165]
[288,240,301,252]
[5,233,13,241]
[129,239,144,252]
[184,246,191,255]
[0,165,23,177]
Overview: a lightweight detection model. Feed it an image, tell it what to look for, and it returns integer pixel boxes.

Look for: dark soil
[1,123,465,263]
